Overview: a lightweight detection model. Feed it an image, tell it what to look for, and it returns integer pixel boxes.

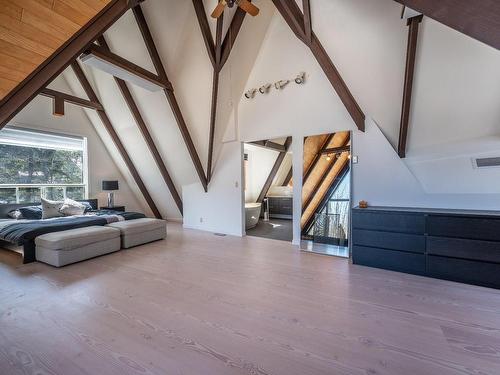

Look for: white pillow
[7,209,22,220]
[41,198,64,219]
[59,198,86,216]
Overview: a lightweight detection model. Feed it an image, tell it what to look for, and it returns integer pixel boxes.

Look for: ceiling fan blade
[237,0,259,16]
[211,1,227,18]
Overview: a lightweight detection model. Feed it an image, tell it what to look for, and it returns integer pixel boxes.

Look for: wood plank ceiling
[301,131,350,229]
[0,0,111,101]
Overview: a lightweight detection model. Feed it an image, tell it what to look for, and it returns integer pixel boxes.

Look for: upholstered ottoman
[35,226,121,267]
[107,218,166,248]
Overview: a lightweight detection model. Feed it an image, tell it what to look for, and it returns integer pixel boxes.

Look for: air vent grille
[475,157,500,168]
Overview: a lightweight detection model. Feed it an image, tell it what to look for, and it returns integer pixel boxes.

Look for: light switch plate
[352,155,358,164]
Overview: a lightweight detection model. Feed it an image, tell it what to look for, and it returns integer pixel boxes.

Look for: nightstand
[100,206,125,212]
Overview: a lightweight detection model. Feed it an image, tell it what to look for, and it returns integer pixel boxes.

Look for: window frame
[0,126,89,204]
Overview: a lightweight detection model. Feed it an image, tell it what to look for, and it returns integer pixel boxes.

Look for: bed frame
[0,199,98,263]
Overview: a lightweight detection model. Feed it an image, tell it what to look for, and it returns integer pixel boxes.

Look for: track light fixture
[294,72,306,84]
[274,79,290,90]
[244,88,257,99]
[259,83,272,94]
[244,72,306,99]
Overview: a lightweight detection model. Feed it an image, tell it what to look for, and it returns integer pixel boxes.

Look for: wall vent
[473,157,500,168]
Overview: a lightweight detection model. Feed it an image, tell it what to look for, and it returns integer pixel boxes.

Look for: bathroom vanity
[267,197,293,219]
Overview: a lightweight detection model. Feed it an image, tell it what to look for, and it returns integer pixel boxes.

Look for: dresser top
[353,206,500,218]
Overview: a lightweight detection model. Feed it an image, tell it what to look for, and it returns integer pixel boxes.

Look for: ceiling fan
[211,0,260,19]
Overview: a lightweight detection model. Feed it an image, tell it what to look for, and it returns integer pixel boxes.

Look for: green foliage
[0,144,83,184]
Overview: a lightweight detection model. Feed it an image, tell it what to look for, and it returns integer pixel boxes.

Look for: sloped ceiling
[61,0,274,219]
[0,0,112,100]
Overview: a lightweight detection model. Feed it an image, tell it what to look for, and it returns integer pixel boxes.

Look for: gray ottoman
[35,226,121,267]
[107,218,166,248]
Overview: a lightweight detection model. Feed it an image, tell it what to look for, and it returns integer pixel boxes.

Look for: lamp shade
[102,180,119,191]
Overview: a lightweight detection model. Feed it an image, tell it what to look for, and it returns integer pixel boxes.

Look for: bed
[0,199,145,263]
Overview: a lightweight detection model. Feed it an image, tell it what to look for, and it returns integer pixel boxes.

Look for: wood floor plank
[1,223,500,374]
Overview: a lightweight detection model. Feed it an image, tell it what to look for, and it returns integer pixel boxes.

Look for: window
[0,127,88,204]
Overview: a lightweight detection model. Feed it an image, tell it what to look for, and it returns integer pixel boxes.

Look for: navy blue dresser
[352,207,500,289]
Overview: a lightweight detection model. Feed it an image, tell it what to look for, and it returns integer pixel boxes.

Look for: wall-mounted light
[294,72,306,84]
[259,83,271,94]
[274,79,290,90]
[244,88,257,99]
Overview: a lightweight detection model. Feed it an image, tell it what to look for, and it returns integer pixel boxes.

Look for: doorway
[243,137,293,242]
[300,131,351,257]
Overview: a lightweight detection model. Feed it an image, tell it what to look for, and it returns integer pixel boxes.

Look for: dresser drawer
[352,246,426,276]
[427,215,500,241]
[427,236,500,263]
[427,255,500,289]
[352,211,425,234]
[353,229,425,254]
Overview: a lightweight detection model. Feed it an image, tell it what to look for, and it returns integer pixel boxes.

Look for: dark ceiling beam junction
[303,0,313,46]
[320,144,351,155]
[271,0,365,131]
[303,133,335,185]
[193,3,248,184]
[302,137,350,214]
[256,137,292,203]
[248,140,287,153]
[301,162,349,235]
[71,61,162,219]
[82,45,172,91]
[206,13,224,184]
[282,167,293,187]
[0,0,136,130]
[39,88,104,111]
[97,36,183,214]
[394,0,500,51]
[133,4,208,192]
[192,0,216,68]
[398,15,422,158]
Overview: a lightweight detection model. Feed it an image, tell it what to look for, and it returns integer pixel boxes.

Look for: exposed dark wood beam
[303,133,334,185]
[301,162,349,235]
[53,96,65,117]
[0,0,135,129]
[97,36,183,214]
[320,145,351,155]
[303,0,313,46]
[192,0,216,68]
[271,0,365,131]
[398,15,422,158]
[39,88,104,111]
[133,4,208,192]
[206,14,224,184]
[82,45,172,91]
[272,0,307,44]
[220,7,247,68]
[302,137,350,214]
[71,61,162,219]
[394,0,500,51]
[256,137,292,203]
[248,140,287,153]
[282,167,293,187]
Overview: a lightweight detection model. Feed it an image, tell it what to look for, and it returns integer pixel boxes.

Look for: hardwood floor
[1,223,500,375]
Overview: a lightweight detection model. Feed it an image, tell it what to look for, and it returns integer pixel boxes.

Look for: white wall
[243,143,278,203]
[10,76,145,212]
[183,141,244,236]
[182,0,500,242]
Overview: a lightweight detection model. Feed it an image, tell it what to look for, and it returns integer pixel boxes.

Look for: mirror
[301,131,351,256]
[243,137,293,242]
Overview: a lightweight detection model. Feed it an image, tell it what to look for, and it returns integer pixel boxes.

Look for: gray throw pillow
[59,198,86,216]
[41,198,64,219]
